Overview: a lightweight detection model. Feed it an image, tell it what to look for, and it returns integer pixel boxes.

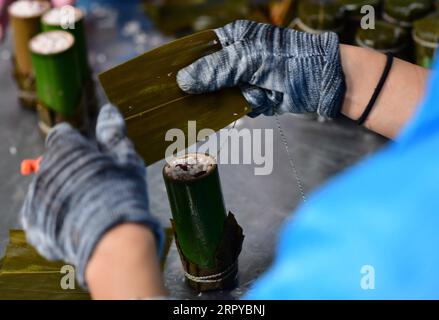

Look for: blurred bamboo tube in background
[42,6,91,81]
[356,20,409,59]
[268,0,297,27]
[164,154,228,270]
[8,0,50,76]
[338,0,381,44]
[383,0,433,29]
[292,0,344,36]
[413,12,439,68]
[163,154,244,292]
[30,30,82,115]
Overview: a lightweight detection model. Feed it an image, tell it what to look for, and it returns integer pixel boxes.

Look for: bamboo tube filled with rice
[41,6,91,81]
[9,0,50,76]
[30,30,82,116]
[8,0,50,108]
[163,154,244,292]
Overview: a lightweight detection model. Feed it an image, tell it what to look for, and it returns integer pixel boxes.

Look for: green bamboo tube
[163,154,227,270]
[30,30,82,115]
[8,0,51,76]
[338,0,381,44]
[383,0,433,28]
[356,20,409,59]
[293,0,344,35]
[413,13,439,68]
[42,7,91,81]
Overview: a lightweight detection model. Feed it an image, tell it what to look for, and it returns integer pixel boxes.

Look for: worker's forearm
[85,224,167,300]
[340,44,429,139]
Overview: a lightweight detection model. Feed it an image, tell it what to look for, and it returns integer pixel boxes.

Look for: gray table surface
[0,1,387,299]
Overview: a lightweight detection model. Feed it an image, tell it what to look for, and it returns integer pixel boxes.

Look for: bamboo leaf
[99,30,250,166]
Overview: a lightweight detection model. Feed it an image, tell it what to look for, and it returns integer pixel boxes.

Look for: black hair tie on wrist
[357,53,394,126]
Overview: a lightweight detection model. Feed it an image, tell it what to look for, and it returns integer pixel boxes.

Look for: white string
[215,120,237,161]
[17,90,37,100]
[215,117,306,203]
[275,114,307,203]
[184,262,237,284]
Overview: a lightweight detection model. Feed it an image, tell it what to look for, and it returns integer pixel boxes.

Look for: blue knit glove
[177,20,346,118]
[20,104,163,288]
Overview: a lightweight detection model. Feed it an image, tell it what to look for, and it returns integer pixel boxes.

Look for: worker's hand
[20,104,163,288]
[0,0,76,43]
[177,20,346,119]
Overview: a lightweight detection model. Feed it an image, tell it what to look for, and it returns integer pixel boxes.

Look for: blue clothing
[246,54,439,299]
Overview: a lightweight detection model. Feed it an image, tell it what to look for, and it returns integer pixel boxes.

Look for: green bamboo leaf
[99,30,251,166]
[0,230,89,300]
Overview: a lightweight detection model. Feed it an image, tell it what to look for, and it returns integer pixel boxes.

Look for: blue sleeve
[245,55,439,300]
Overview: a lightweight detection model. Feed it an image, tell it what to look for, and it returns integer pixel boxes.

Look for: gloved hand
[20,104,163,288]
[177,20,346,119]
[0,0,76,42]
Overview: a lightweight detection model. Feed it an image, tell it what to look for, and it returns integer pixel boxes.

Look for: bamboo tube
[383,0,434,28]
[413,12,439,68]
[164,154,227,268]
[8,0,51,77]
[356,20,410,59]
[30,30,82,115]
[42,6,90,81]
[163,154,243,291]
[292,0,344,35]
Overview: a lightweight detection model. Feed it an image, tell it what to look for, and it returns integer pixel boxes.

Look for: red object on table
[21,156,43,176]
